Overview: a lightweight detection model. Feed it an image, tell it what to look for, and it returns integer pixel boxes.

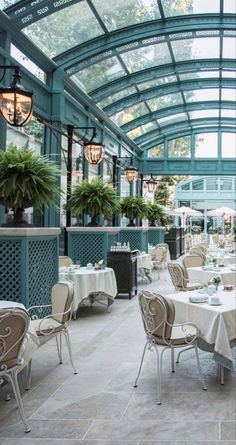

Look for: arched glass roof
[1,0,235,153]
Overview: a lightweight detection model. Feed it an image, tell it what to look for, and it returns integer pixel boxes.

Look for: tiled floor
[0,266,235,444]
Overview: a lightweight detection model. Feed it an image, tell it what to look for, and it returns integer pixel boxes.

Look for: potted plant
[0,145,61,227]
[211,276,221,290]
[146,203,166,227]
[120,195,147,227]
[66,177,119,226]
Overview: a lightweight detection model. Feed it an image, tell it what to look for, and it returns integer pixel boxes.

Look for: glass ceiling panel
[189,110,219,120]
[179,71,220,80]
[72,57,126,92]
[222,71,236,78]
[161,0,220,16]
[110,103,149,126]
[172,38,219,62]
[137,75,178,90]
[147,92,183,112]
[0,0,18,7]
[97,87,137,108]
[120,43,172,73]
[92,0,160,31]
[221,109,236,119]
[184,89,219,102]
[157,113,188,127]
[224,0,236,13]
[127,122,157,140]
[221,89,236,101]
[195,133,218,158]
[222,133,236,158]
[223,38,236,59]
[23,2,104,58]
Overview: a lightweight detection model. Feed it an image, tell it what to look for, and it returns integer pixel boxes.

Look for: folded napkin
[189,295,208,303]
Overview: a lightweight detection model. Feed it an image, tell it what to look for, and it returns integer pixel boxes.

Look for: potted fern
[146,203,166,227]
[66,177,119,226]
[120,195,147,226]
[0,145,61,226]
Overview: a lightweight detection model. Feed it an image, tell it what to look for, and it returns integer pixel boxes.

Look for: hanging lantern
[0,66,33,127]
[146,174,158,193]
[83,141,105,165]
[124,159,138,184]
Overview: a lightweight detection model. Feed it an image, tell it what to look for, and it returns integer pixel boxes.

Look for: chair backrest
[0,308,29,371]
[168,262,187,290]
[194,244,208,253]
[212,234,219,244]
[138,290,175,345]
[182,255,203,277]
[59,256,73,267]
[189,248,206,263]
[51,281,74,324]
[154,245,166,262]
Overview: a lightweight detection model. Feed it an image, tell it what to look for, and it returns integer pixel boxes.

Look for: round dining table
[59,266,118,314]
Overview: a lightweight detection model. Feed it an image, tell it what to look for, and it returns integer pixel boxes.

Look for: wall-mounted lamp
[145,174,158,193]
[112,155,139,184]
[0,65,33,126]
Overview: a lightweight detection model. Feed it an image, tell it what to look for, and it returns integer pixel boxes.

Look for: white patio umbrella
[174,206,203,229]
[160,205,179,216]
[206,206,236,217]
[207,206,236,235]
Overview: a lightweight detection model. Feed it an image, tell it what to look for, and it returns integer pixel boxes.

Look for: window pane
[137,75,177,90]
[158,113,187,127]
[97,87,137,108]
[224,0,236,14]
[222,133,236,158]
[168,136,191,157]
[162,0,219,16]
[72,57,126,92]
[192,179,204,190]
[121,43,172,73]
[219,178,232,191]
[221,89,236,101]
[148,144,164,157]
[181,183,190,190]
[179,71,219,80]
[147,92,183,111]
[172,38,219,61]
[221,110,236,119]
[195,133,218,157]
[111,103,148,126]
[23,3,104,58]
[223,37,236,59]
[184,89,219,102]
[189,110,219,120]
[206,178,218,190]
[92,0,160,31]
[127,122,157,140]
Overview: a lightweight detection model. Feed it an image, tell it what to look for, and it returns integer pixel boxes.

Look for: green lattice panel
[120,230,148,252]
[107,233,119,251]
[148,229,165,245]
[0,240,22,302]
[28,238,58,313]
[69,233,106,266]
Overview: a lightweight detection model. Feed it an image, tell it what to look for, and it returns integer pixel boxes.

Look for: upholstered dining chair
[134,290,207,404]
[189,247,206,264]
[59,256,73,267]
[152,246,166,278]
[0,307,31,433]
[156,243,170,267]
[26,281,77,390]
[212,233,220,245]
[168,262,204,291]
[182,255,204,279]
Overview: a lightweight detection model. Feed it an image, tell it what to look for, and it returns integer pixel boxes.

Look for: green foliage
[0,146,61,212]
[23,117,44,140]
[120,195,147,220]
[154,182,170,206]
[232,225,236,240]
[66,177,119,218]
[212,276,221,285]
[146,203,165,225]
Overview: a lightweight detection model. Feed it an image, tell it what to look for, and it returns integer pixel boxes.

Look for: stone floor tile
[85,418,219,440]
[221,421,236,440]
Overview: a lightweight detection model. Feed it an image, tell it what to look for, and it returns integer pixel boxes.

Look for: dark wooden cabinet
[165,228,181,259]
[107,251,137,299]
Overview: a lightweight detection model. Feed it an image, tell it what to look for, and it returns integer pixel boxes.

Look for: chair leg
[155,346,163,405]
[25,359,32,390]
[56,334,63,364]
[63,329,78,374]
[219,364,225,385]
[176,345,195,363]
[171,347,175,373]
[194,344,207,390]
[9,371,30,433]
[133,342,148,388]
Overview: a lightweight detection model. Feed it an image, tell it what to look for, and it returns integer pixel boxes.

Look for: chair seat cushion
[170,325,197,346]
[31,317,63,337]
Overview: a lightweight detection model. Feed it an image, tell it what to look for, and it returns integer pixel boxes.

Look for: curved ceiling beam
[104,78,236,115]
[139,119,236,152]
[53,16,236,72]
[121,101,236,132]
[4,0,82,28]
[91,60,236,102]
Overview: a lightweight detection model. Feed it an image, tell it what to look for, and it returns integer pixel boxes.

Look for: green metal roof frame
[2,0,236,156]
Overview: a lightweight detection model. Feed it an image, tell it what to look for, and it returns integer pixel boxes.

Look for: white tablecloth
[206,254,236,266]
[187,265,236,286]
[166,288,236,368]
[0,301,39,366]
[59,267,118,312]
[137,253,153,271]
